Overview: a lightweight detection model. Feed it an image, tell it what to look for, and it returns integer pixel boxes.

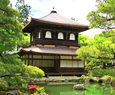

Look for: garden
[1,0,115,95]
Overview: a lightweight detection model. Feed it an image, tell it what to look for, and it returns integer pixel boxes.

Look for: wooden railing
[31,39,78,47]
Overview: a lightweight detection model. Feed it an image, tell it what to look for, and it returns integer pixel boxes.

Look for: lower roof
[18,46,78,56]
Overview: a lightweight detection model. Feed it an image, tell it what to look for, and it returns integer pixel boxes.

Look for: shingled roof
[18,46,78,56]
[39,11,88,27]
[23,11,88,32]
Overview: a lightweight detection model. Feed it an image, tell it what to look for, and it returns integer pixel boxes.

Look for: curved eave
[33,18,88,28]
[18,49,78,56]
[23,18,89,32]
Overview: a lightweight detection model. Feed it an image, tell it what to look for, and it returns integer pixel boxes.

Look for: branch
[0,74,21,77]
[0,8,17,15]
[0,8,11,15]
[0,22,6,25]
[0,8,5,11]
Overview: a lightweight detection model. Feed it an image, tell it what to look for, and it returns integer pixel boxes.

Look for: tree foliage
[87,0,115,29]
[0,0,23,53]
[77,0,115,69]
[71,17,78,21]
[78,34,91,46]
[15,0,31,46]
[0,0,44,90]
[0,54,45,89]
[77,31,115,69]
[15,0,31,25]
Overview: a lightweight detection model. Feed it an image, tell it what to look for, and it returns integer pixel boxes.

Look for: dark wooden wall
[30,28,79,47]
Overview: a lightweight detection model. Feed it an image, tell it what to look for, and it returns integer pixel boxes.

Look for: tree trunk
[102,62,106,69]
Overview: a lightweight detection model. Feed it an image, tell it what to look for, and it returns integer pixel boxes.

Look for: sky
[10,0,104,38]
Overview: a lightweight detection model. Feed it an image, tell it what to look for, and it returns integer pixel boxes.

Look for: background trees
[78,34,91,46]
[15,0,31,25]
[15,0,31,48]
[77,0,115,70]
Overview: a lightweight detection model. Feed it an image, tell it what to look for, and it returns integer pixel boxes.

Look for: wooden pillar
[40,30,43,39]
[75,33,78,46]
[32,54,33,66]
[59,55,60,72]
[66,32,68,41]
[54,55,60,73]
[54,31,56,39]
[75,33,78,42]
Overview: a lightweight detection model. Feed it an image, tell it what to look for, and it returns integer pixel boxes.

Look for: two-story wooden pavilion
[18,10,89,76]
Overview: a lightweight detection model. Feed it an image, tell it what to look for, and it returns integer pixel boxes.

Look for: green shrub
[91,68,115,77]
[23,65,45,78]
[0,79,8,90]
[0,54,45,90]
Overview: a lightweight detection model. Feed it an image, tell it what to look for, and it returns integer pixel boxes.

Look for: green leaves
[77,30,115,70]
[78,34,91,46]
[0,0,24,53]
[87,0,115,29]
[15,0,31,25]
[84,0,115,70]
[23,65,45,78]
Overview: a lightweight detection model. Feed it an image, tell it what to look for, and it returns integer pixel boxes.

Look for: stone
[40,79,46,82]
[34,79,37,83]
[111,79,115,86]
[7,90,19,95]
[65,79,72,82]
[106,78,111,83]
[99,78,111,83]
[52,79,57,82]
[57,79,65,82]
[28,80,34,85]
[72,78,80,82]
[85,78,89,85]
[89,77,99,83]
[73,84,86,90]
[45,79,52,82]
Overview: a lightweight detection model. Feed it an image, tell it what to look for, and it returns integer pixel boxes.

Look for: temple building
[18,10,89,76]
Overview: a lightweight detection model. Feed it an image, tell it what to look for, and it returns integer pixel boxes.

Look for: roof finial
[53,6,55,10]
[51,6,57,13]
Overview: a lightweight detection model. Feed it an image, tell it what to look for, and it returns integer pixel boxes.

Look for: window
[32,60,54,67]
[58,32,63,39]
[38,32,41,39]
[60,60,84,68]
[45,31,51,38]
[69,33,75,40]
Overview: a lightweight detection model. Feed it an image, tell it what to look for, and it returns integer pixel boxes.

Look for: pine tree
[0,0,44,90]
[0,0,23,53]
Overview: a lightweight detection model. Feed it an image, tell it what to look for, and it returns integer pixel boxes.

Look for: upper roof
[39,11,88,27]
[23,11,89,32]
